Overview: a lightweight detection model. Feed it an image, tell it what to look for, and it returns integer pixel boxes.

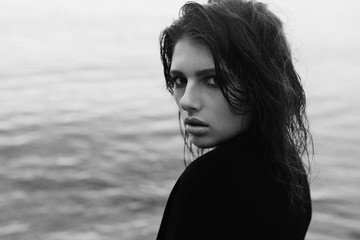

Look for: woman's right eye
[173,77,187,87]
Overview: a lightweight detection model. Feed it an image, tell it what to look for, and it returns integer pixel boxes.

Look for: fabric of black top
[156,134,312,240]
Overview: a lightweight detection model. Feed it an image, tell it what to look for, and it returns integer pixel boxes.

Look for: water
[0,0,359,239]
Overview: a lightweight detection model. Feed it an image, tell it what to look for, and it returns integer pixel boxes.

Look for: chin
[189,136,218,149]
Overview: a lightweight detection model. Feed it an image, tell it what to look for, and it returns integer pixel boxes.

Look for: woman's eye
[173,77,187,87]
[206,77,218,87]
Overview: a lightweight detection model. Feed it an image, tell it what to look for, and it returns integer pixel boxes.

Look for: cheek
[173,89,184,108]
[215,98,250,129]
[222,109,253,133]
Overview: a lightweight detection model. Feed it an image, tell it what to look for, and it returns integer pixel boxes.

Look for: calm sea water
[0,0,359,239]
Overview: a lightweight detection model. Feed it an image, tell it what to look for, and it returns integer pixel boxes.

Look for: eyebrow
[170,68,216,77]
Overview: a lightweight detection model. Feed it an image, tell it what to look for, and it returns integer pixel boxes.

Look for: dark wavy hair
[159,0,313,208]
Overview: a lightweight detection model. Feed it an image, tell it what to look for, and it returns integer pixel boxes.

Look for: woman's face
[170,38,252,148]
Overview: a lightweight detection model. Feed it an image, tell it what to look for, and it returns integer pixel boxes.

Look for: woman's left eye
[206,77,218,87]
[172,76,187,88]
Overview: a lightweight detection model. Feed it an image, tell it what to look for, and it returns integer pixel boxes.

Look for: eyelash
[171,76,218,88]
[207,77,218,86]
[172,76,187,87]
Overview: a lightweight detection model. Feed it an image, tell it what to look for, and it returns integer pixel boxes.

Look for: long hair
[160,0,313,208]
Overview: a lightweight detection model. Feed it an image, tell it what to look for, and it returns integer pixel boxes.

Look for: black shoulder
[158,137,311,239]
[179,146,243,191]
[179,139,271,192]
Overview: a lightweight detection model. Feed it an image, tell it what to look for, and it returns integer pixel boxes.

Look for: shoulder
[175,135,298,216]
[179,145,238,190]
[159,136,311,239]
[179,136,272,192]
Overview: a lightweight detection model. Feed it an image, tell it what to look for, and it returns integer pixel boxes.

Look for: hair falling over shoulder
[160,0,313,209]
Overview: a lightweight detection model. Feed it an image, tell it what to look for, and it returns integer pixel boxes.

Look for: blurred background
[0,0,359,239]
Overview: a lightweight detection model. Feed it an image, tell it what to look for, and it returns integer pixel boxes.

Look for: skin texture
[170,38,252,148]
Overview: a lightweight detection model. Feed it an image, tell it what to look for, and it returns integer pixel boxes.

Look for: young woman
[157,0,313,239]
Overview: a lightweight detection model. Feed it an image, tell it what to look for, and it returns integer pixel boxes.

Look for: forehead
[170,38,214,71]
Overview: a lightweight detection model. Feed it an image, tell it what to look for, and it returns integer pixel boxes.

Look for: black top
[156,135,312,240]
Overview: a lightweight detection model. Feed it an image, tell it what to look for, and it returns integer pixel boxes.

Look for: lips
[184,117,209,135]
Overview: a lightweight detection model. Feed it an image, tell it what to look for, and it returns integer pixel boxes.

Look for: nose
[179,81,201,113]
